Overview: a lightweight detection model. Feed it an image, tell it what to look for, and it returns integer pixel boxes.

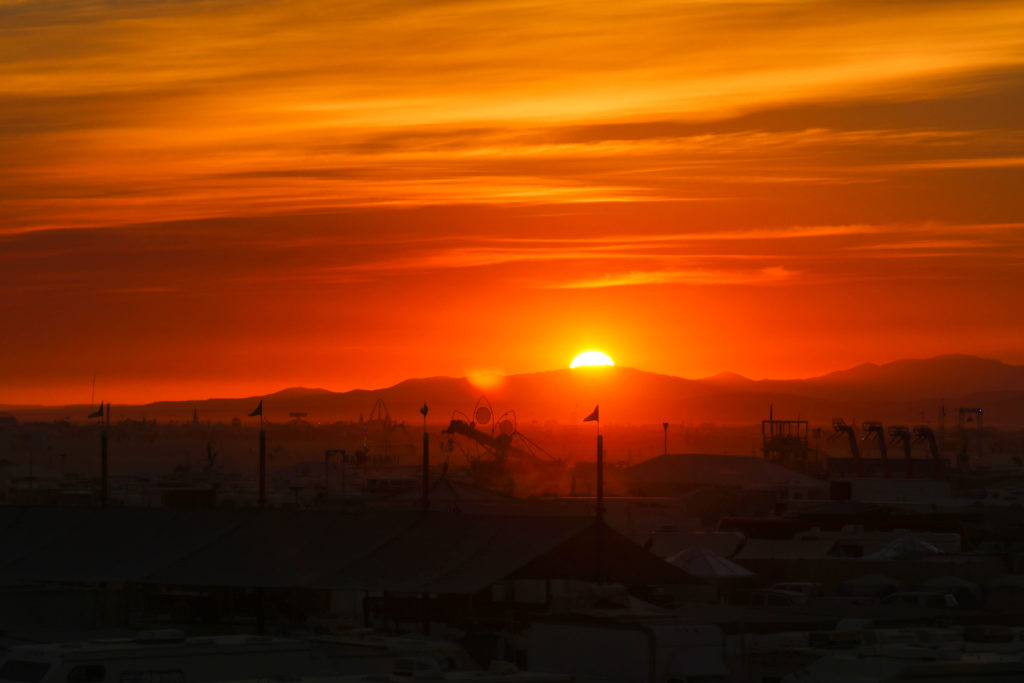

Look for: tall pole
[100,405,109,508]
[978,409,983,462]
[596,432,604,584]
[582,405,603,583]
[324,451,331,493]
[422,432,430,513]
[662,422,668,456]
[421,403,430,513]
[259,414,266,510]
[596,433,604,523]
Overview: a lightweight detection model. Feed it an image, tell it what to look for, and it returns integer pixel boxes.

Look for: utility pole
[249,401,265,508]
[583,404,603,584]
[88,401,107,507]
[101,404,108,508]
[325,449,346,498]
[421,403,430,513]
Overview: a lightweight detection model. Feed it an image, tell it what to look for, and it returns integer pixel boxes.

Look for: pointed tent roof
[665,547,755,579]
[866,535,942,560]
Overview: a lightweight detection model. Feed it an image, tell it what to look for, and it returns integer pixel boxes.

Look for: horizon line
[0,352,1017,410]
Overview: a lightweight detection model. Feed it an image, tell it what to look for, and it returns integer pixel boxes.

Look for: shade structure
[665,547,754,579]
[866,536,942,560]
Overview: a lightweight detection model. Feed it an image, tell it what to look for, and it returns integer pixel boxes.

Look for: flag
[420,403,429,418]
[249,400,263,417]
[583,405,599,422]
[88,402,104,419]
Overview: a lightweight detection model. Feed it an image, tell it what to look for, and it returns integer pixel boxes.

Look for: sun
[570,350,615,368]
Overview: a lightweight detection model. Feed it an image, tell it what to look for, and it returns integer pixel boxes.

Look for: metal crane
[861,421,889,477]
[912,425,944,478]
[444,418,545,464]
[887,425,914,478]
[444,412,563,495]
[829,418,860,475]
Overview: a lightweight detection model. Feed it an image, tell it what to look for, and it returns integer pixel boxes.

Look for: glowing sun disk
[571,351,615,368]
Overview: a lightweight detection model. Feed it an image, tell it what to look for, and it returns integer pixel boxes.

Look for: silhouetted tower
[761,406,809,468]
[861,421,889,477]
[368,398,391,424]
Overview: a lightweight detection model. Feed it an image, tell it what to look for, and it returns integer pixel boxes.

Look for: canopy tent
[866,536,942,560]
[665,547,755,580]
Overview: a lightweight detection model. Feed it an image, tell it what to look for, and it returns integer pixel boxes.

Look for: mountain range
[3,354,1023,427]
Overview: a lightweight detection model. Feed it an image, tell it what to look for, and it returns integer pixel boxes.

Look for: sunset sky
[2,0,1024,405]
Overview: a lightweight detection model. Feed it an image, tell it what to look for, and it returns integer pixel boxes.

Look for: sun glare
[570,351,615,368]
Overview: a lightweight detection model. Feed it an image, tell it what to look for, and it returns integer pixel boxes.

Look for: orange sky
[2,0,1024,405]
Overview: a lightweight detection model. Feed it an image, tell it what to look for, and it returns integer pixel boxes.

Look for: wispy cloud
[328,225,879,274]
[336,246,663,272]
[871,156,1024,172]
[847,239,994,251]
[477,224,883,245]
[4,1,1024,404]
[554,265,800,289]
[2,1,1024,231]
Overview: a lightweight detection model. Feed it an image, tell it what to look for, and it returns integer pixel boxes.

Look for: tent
[866,536,942,560]
[666,547,755,579]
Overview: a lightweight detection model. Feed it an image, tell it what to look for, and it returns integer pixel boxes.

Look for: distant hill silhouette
[787,354,1024,400]
[3,355,1023,427]
[697,371,757,387]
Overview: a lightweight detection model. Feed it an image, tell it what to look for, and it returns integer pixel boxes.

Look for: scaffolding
[762,412,809,467]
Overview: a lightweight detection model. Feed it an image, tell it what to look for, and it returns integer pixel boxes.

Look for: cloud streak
[2,1,1024,231]
[554,265,800,289]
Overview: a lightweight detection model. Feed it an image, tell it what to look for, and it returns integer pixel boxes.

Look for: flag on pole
[583,405,599,422]
[88,402,104,419]
[420,403,429,418]
[249,400,263,417]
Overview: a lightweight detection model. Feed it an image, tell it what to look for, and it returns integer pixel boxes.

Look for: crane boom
[888,425,914,478]
[861,421,889,477]
[444,419,537,463]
